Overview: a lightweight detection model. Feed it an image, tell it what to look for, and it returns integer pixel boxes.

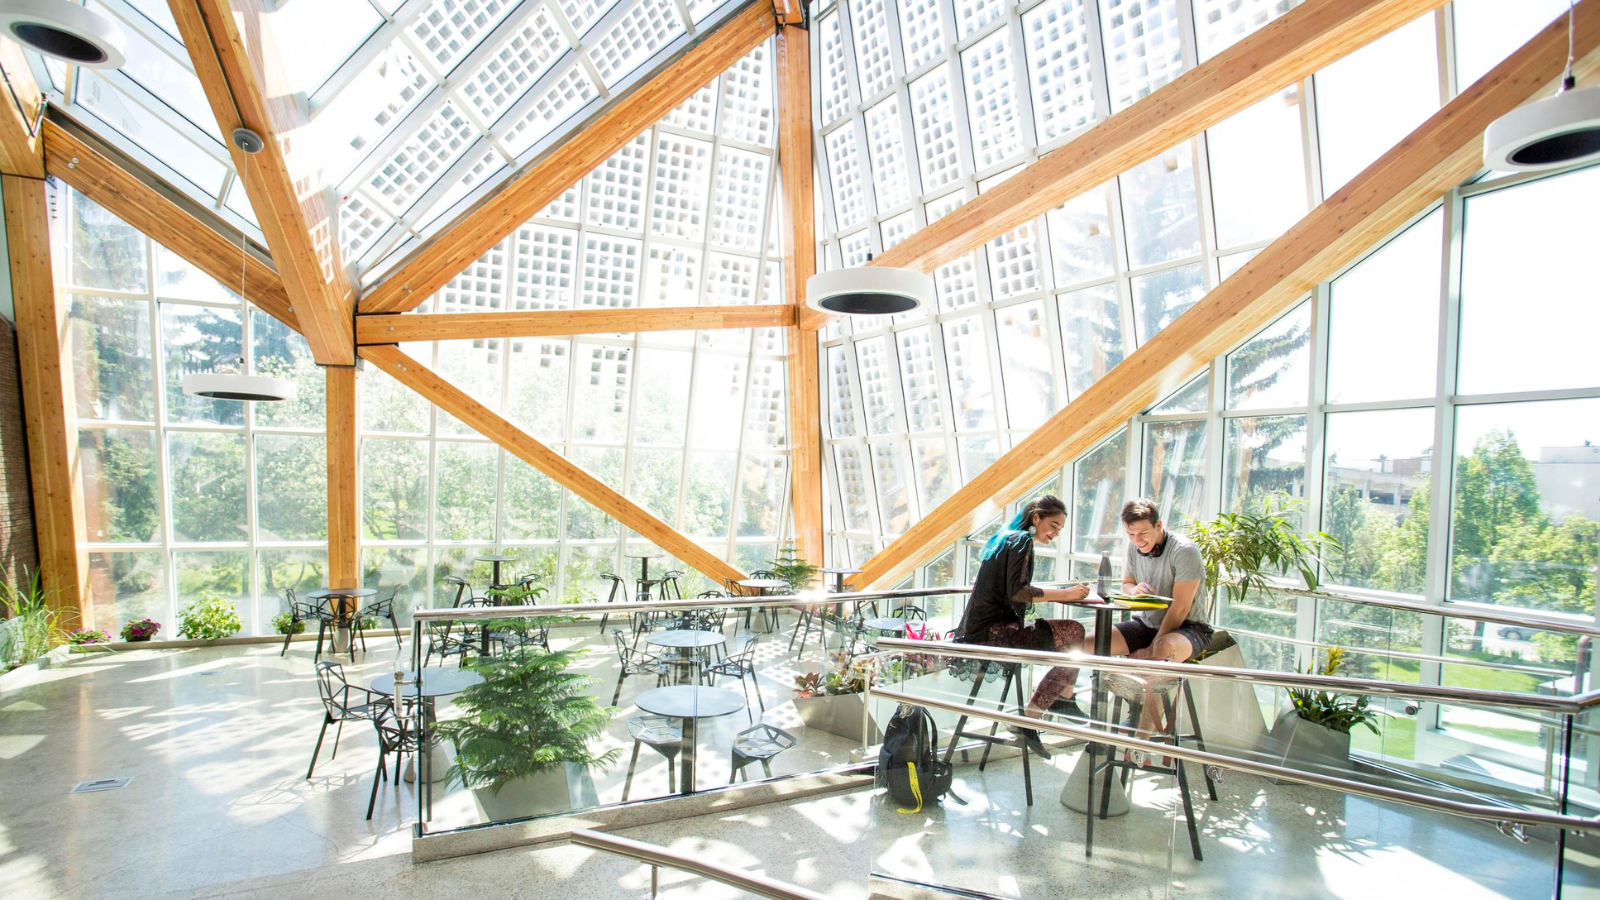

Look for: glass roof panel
[46,0,745,283]
[268,0,384,95]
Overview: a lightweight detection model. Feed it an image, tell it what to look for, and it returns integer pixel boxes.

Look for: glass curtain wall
[359,40,793,616]
[811,0,1593,783]
[62,187,329,638]
[60,39,789,634]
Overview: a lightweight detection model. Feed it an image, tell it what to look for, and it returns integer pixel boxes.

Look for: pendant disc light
[806,256,934,316]
[181,133,297,405]
[1483,2,1600,172]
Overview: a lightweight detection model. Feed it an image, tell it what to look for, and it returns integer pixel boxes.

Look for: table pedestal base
[1062,746,1131,816]
[404,739,452,784]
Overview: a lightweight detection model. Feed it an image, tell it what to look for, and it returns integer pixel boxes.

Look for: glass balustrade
[865,639,1600,900]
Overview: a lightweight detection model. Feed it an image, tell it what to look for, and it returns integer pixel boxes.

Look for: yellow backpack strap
[896,761,924,815]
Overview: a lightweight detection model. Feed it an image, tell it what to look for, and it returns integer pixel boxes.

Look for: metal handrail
[570,829,830,900]
[411,577,1600,641]
[1259,583,1600,639]
[409,585,961,622]
[867,686,1600,836]
[874,638,1600,713]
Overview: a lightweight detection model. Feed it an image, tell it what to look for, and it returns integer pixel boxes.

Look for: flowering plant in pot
[792,652,881,743]
[68,628,111,649]
[120,618,160,642]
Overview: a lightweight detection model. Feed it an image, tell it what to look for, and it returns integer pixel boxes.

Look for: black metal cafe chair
[307,661,389,780]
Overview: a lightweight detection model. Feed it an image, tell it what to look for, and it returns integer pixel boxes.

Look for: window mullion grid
[842,334,887,545]
[557,326,583,603]
[1435,6,1457,103]
[144,230,179,635]
[1295,281,1332,656]
[306,0,433,114]
[878,326,921,524]
[936,0,981,201]
[922,316,964,504]
[1189,134,1220,293]
[1079,0,1113,123]
[1004,12,1041,161]
[1416,185,1466,744]
[1102,176,1138,353]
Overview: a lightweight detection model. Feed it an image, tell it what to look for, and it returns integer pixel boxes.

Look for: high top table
[306,587,378,657]
[646,629,727,684]
[625,553,665,600]
[734,578,787,633]
[474,554,517,591]
[633,685,746,796]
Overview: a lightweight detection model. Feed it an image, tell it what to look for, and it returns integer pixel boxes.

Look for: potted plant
[1,567,62,669]
[1268,646,1380,775]
[1182,497,1342,755]
[792,652,882,743]
[270,612,306,637]
[177,596,242,642]
[769,544,821,593]
[434,620,617,822]
[68,628,112,651]
[121,618,161,642]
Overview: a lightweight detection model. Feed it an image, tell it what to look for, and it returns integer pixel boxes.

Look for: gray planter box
[1266,707,1354,782]
[471,762,599,823]
[795,692,882,744]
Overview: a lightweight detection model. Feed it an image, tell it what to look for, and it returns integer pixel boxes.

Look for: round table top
[307,587,378,600]
[736,578,788,590]
[474,554,517,562]
[624,553,664,560]
[369,666,484,698]
[646,629,727,650]
[863,617,908,632]
[819,566,862,574]
[634,685,746,720]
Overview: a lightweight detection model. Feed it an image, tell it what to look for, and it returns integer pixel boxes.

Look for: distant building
[1326,452,1430,524]
[1532,443,1600,523]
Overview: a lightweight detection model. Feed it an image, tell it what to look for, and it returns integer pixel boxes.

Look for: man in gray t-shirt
[1031,499,1215,722]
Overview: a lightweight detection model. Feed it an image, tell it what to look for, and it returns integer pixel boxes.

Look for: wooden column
[777,22,824,566]
[326,366,360,590]
[6,174,87,627]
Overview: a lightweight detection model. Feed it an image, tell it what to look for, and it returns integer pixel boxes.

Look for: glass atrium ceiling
[30,0,747,281]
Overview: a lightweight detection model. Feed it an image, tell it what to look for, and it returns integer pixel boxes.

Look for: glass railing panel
[867,643,1584,898]
[869,647,1181,898]
[1559,706,1600,897]
[400,591,964,834]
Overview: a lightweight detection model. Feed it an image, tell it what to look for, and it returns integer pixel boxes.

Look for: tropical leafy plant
[270,612,306,636]
[1287,646,1380,735]
[769,544,820,593]
[794,652,875,698]
[434,628,619,794]
[1,567,64,665]
[68,628,111,645]
[120,618,161,641]
[177,595,242,641]
[1188,495,1340,617]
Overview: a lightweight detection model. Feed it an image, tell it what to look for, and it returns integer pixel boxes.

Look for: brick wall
[0,315,39,587]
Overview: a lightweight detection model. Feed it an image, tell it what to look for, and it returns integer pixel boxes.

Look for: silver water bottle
[1096,551,1112,600]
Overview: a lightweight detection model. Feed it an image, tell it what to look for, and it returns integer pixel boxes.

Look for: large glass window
[1457,166,1600,396]
[1322,408,1433,594]
[1073,430,1127,557]
[1314,15,1439,194]
[1327,209,1442,404]
[1449,399,1600,614]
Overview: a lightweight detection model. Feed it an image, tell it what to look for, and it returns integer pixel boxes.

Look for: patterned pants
[980,618,1084,712]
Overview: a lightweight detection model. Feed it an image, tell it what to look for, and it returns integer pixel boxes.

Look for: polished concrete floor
[0,632,1580,900]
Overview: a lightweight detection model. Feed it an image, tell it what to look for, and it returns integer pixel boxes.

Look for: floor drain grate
[71,777,134,794]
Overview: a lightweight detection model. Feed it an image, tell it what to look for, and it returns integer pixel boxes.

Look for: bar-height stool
[598,573,627,633]
[942,660,1035,806]
[1083,672,1214,861]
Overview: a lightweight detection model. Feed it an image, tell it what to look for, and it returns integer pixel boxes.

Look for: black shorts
[1114,618,1214,660]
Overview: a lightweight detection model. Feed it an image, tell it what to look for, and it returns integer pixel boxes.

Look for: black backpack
[877,704,956,812]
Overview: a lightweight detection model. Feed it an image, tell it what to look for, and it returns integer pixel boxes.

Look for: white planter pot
[470,762,598,822]
[794,692,882,743]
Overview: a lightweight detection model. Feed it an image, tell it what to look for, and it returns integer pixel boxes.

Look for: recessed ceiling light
[0,0,126,69]
[806,259,934,317]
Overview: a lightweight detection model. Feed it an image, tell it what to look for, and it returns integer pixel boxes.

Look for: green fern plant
[1287,646,1380,735]
[435,625,619,794]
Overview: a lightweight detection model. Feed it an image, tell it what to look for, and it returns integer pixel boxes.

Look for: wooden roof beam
[863,0,1449,284]
[361,344,749,586]
[43,118,298,331]
[169,0,355,365]
[355,304,794,344]
[776,21,824,565]
[360,2,776,315]
[848,2,1600,590]
[0,37,44,176]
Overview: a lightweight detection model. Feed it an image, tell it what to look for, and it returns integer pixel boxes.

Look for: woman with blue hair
[954,495,1090,757]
